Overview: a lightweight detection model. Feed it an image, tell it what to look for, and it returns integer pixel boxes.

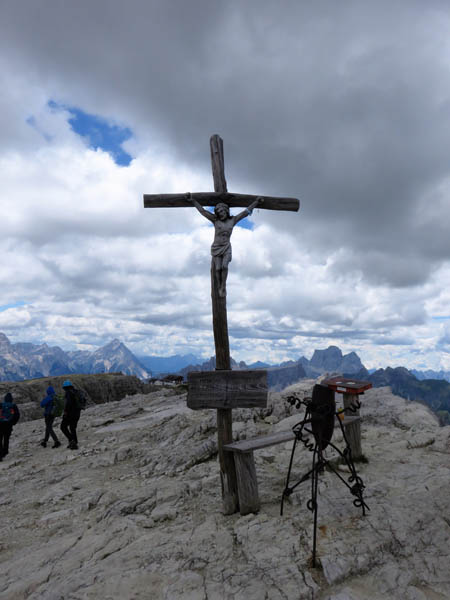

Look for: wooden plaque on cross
[143,134,300,514]
[187,369,268,410]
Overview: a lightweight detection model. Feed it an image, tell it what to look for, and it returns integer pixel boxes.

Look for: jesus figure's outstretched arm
[186,193,215,222]
[232,197,264,224]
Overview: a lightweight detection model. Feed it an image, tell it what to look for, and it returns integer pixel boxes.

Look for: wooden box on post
[187,370,268,410]
[322,376,372,460]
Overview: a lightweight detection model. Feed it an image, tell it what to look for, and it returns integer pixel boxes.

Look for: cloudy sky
[1,1,450,369]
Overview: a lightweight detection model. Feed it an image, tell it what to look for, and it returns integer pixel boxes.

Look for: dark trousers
[0,422,13,456]
[60,415,79,444]
[44,415,59,443]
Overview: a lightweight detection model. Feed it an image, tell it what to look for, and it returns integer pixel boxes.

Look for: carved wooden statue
[187,194,263,296]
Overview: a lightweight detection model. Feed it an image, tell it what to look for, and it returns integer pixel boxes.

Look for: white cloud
[1,2,450,371]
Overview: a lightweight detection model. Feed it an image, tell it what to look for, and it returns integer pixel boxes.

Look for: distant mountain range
[180,345,365,390]
[410,368,450,381]
[0,333,365,387]
[179,346,450,424]
[0,333,150,381]
[0,332,205,382]
[360,366,450,425]
[1,333,449,424]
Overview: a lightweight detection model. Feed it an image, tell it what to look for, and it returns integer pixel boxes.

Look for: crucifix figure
[187,194,263,297]
[144,135,299,514]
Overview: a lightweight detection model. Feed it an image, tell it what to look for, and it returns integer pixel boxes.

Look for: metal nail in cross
[143,135,300,514]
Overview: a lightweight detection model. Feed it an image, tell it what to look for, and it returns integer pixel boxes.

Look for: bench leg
[234,451,260,515]
[343,393,362,460]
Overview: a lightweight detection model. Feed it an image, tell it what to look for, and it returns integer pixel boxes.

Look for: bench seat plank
[223,416,361,454]
[224,430,294,454]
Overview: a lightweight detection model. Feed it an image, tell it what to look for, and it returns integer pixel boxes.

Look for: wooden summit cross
[143,135,300,514]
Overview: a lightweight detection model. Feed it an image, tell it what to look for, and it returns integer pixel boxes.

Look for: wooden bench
[224,416,361,515]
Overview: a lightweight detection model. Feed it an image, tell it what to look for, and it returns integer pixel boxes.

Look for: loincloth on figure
[211,241,232,268]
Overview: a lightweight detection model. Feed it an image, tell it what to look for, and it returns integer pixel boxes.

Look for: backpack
[0,402,19,424]
[52,394,65,418]
[74,388,87,411]
[0,402,12,422]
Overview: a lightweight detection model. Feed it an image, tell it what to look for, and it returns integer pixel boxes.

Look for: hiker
[0,392,20,460]
[60,380,81,450]
[40,386,61,448]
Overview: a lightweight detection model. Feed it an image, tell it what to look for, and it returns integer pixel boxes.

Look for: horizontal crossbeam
[143,192,299,212]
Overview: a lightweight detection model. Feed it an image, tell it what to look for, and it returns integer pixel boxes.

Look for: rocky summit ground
[1,381,450,599]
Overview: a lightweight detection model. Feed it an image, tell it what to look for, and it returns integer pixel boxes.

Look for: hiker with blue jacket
[0,392,20,460]
[40,386,61,448]
[60,380,81,450]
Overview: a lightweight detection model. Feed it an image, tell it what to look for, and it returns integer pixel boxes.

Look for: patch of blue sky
[47,100,133,166]
[237,218,254,231]
[0,301,26,312]
[431,316,450,321]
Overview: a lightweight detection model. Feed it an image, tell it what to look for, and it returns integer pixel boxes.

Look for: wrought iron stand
[280,384,369,567]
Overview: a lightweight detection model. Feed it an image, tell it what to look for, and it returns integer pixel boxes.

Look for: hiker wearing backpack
[60,380,82,450]
[39,386,62,449]
[0,392,20,460]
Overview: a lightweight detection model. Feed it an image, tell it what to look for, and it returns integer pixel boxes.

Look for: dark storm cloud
[2,0,449,288]
[229,325,372,342]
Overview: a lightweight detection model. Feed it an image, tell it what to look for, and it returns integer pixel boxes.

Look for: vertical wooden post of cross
[209,134,239,514]
[143,135,300,514]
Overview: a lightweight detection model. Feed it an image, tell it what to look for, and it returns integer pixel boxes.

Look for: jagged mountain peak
[0,332,11,349]
[84,340,149,378]
[91,339,138,362]
[98,338,125,351]
[310,345,343,369]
